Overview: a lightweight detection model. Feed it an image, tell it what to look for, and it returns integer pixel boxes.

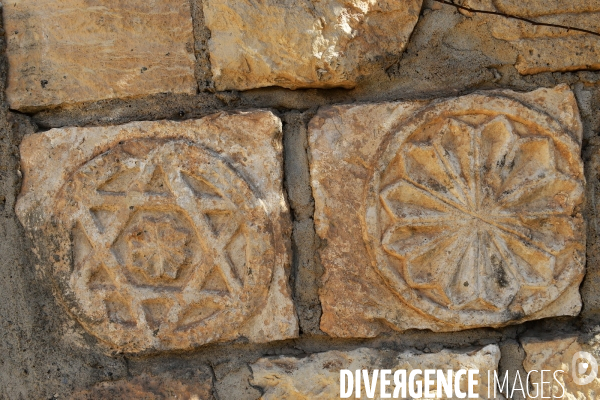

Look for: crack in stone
[433,0,600,38]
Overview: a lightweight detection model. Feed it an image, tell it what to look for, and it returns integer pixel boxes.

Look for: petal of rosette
[380,179,458,224]
[402,140,468,208]
[382,220,466,261]
[446,229,481,309]
[434,118,478,209]
[495,175,582,215]
[492,214,579,255]
[383,221,470,306]
[445,229,519,312]
[492,229,554,287]
[402,225,473,307]
[494,137,560,206]
[478,229,519,310]
[478,116,518,211]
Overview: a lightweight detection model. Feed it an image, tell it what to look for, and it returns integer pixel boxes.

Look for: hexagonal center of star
[128,221,189,280]
[112,210,199,286]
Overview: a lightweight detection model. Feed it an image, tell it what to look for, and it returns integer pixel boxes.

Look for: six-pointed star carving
[71,142,247,329]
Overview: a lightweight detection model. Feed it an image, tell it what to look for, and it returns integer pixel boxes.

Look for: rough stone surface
[15,111,297,352]
[309,85,586,336]
[202,0,423,91]
[462,0,600,75]
[4,0,197,111]
[214,365,260,400]
[251,345,501,399]
[522,334,600,399]
[71,369,214,399]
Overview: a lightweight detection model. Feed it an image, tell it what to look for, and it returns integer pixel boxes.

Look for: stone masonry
[1,0,600,398]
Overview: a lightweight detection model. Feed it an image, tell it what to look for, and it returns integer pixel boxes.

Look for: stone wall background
[0,0,599,398]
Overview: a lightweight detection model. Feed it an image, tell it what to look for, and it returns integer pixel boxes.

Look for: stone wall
[1,0,600,398]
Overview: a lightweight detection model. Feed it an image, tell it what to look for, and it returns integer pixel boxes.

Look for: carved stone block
[463,0,600,74]
[522,334,600,398]
[202,0,422,91]
[16,112,298,352]
[4,0,197,111]
[251,345,501,399]
[309,85,585,337]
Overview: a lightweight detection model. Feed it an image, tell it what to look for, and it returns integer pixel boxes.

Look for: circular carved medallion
[365,97,585,327]
[53,139,274,350]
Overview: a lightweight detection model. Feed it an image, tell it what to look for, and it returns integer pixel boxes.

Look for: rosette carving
[365,98,585,326]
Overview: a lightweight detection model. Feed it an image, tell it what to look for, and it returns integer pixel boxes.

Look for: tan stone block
[309,85,585,336]
[581,141,600,321]
[202,0,422,91]
[4,0,197,111]
[251,345,501,399]
[16,111,298,352]
[72,370,214,399]
[462,0,600,74]
[522,335,600,399]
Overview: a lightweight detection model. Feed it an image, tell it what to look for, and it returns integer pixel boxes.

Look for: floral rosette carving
[364,95,585,327]
[52,139,274,351]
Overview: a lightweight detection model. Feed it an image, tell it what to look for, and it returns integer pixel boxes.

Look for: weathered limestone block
[72,370,214,399]
[251,345,501,399]
[309,85,585,337]
[581,140,600,321]
[462,0,600,74]
[522,334,600,399]
[16,111,298,352]
[4,0,197,111]
[202,0,423,91]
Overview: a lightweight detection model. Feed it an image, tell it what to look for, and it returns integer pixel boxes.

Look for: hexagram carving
[16,113,298,351]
